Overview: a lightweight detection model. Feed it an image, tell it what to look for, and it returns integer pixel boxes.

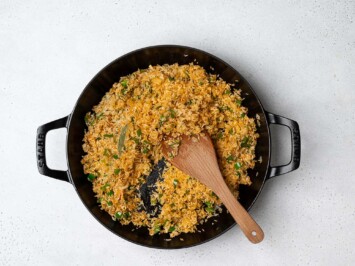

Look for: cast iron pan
[36,45,301,248]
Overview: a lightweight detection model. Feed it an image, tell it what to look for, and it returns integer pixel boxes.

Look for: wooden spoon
[162,134,264,244]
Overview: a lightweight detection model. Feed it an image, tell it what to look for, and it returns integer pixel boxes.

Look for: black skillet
[36,45,301,248]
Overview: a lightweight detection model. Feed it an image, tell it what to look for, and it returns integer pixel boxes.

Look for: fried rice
[81,63,258,237]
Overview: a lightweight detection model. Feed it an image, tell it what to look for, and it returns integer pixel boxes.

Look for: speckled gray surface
[1,0,354,265]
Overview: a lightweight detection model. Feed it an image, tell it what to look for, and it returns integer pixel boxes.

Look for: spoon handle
[217,183,264,244]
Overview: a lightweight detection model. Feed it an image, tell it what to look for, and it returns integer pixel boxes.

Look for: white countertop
[1,0,354,265]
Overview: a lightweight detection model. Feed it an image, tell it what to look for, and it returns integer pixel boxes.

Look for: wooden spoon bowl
[162,134,264,244]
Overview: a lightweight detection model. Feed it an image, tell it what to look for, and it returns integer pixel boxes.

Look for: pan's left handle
[36,116,70,182]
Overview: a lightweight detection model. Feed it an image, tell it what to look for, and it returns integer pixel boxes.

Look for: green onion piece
[205,202,214,213]
[173,179,179,188]
[241,137,251,148]
[236,99,242,106]
[103,134,114,138]
[118,124,128,156]
[96,113,104,120]
[121,79,128,88]
[154,225,161,234]
[234,162,242,170]
[107,201,113,206]
[159,115,167,126]
[224,89,231,95]
[101,183,110,191]
[168,76,175,81]
[114,169,121,175]
[115,212,123,219]
[169,109,176,118]
[107,190,114,196]
[103,149,110,156]
[206,207,214,213]
[184,70,190,79]
[240,113,246,118]
[216,131,223,140]
[87,173,96,182]
[205,201,213,208]
[113,154,119,159]
[168,226,175,233]
[226,155,235,163]
[123,212,130,219]
[84,113,90,124]
[137,129,142,137]
[132,137,140,144]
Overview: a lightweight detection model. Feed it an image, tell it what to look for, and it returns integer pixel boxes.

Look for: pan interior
[67,45,270,248]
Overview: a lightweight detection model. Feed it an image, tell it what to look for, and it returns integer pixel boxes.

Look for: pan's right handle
[266,112,301,179]
[36,116,70,182]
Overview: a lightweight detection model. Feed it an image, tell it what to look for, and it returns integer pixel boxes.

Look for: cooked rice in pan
[81,64,258,237]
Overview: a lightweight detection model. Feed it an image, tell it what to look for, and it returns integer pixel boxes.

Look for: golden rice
[81,63,258,237]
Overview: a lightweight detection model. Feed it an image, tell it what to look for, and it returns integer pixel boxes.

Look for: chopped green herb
[95,137,102,141]
[137,129,142,137]
[151,198,157,206]
[141,140,151,154]
[107,190,114,196]
[101,183,110,191]
[114,168,121,175]
[224,89,231,95]
[185,99,193,105]
[236,99,242,106]
[115,212,123,219]
[240,113,246,118]
[206,207,214,213]
[121,88,128,95]
[205,201,213,208]
[112,154,119,159]
[132,137,140,144]
[229,128,235,135]
[169,109,176,118]
[234,162,242,170]
[216,131,223,140]
[97,197,102,203]
[173,179,179,188]
[241,137,251,148]
[159,115,167,126]
[118,125,128,156]
[107,201,113,206]
[205,201,214,213]
[84,114,89,124]
[96,113,104,120]
[168,226,175,233]
[184,70,190,79]
[103,149,110,156]
[199,81,204,86]
[104,134,114,138]
[168,76,175,81]
[123,212,130,219]
[121,79,128,88]
[87,173,96,182]
[226,155,235,163]
[154,225,161,234]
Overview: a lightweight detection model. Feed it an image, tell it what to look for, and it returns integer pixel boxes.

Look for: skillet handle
[36,116,70,182]
[266,112,301,179]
